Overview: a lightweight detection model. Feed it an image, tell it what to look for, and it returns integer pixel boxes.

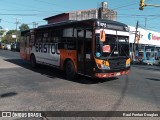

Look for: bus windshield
[95,34,129,60]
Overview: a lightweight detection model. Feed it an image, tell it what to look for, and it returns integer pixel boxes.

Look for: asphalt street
[0,50,160,120]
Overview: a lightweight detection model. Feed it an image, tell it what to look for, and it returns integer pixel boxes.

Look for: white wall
[129,26,160,46]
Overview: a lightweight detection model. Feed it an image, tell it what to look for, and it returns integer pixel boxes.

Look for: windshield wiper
[106,45,116,61]
[120,45,128,57]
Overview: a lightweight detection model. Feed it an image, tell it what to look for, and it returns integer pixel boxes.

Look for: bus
[20,19,130,79]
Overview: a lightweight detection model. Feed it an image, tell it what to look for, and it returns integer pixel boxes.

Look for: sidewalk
[0,59,20,69]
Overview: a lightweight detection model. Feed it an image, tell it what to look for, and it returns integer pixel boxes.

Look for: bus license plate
[116,72,120,76]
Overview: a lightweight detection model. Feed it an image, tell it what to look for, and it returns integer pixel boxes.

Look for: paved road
[0,50,160,120]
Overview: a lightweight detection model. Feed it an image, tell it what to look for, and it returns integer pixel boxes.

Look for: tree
[1,23,29,43]
[2,30,20,43]
[19,23,29,31]
[0,30,5,36]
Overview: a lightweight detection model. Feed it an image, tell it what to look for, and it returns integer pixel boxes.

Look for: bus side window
[36,31,42,43]
[62,28,74,50]
[42,32,48,43]
[85,39,92,54]
[27,35,30,47]
[47,31,51,43]
[77,29,84,38]
[50,29,61,43]
[85,30,92,54]
[77,29,84,58]
[24,35,27,47]
[50,30,54,43]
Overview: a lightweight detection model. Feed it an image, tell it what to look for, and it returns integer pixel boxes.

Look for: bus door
[77,29,93,76]
[21,32,31,61]
[26,34,31,60]
[22,33,30,60]
[20,34,27,60]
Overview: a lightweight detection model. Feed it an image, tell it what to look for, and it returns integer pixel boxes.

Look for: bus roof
[37,19,128,29]
[21,19,128,33]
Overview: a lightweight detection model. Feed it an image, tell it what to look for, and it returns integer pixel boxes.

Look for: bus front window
[95,34,129,60]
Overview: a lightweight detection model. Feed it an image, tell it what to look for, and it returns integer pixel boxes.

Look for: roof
[43,8,98,21]
[43,13,69,20]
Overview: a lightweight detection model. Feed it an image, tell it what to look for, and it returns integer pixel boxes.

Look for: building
[129,26,160,64]
[129,26,160,46]
[44,2,117,24]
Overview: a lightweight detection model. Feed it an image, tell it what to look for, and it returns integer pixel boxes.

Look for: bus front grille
[109,59,126,70]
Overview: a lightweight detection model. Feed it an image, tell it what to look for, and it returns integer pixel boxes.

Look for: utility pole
[15,18,20,31]
[132,21,139,62]
[32,22,38,28]
[134,21,139,51]
[15,18,20,43]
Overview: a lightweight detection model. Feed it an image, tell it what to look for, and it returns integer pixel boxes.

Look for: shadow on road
[107,75,129,119]
[4,59,118,85]
[146,78,160,82]
[0,92,18,98]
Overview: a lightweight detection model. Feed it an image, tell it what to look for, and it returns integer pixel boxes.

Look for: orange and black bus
[20,19,130,79]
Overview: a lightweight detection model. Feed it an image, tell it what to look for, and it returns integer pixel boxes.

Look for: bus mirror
[100,30,106,42]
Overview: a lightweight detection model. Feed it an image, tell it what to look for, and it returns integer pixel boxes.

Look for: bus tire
[30,54,37,68]
[65,60,76,80]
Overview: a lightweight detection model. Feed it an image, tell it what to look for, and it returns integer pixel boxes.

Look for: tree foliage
[1,23,29,43]
[0,24,29,43]
[0,30,5,36]
[2,30,20,43]
[19,24,29,31]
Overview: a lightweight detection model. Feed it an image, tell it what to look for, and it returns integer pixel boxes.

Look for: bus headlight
[97,63,110,70]
[126,58,131,67]
[126,63,130,67]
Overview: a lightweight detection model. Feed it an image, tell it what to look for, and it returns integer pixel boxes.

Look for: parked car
[11,42,20,52]
[4,44,11,50]
[0,43,5,49]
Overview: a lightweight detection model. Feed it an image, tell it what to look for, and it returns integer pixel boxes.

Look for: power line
[33,0,57,5]
[118,14,160,17]
[138,24,160,33]
[0,8,64,13]
[113,2,139,10]
[0,19,15,24]
[113,0,155,10]
[0,13,39,16]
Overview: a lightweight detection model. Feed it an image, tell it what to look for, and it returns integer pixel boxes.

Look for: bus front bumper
[95,70,130,78]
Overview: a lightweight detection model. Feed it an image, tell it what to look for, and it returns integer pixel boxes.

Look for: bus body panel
[31,44,60,67]
[60,49,77,71]
[20,48,26,60]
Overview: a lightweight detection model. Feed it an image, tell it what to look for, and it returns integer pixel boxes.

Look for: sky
[0,0,160,32]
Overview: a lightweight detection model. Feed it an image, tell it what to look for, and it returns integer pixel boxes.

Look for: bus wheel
[30,54,37,68]
[65,61,76,80]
